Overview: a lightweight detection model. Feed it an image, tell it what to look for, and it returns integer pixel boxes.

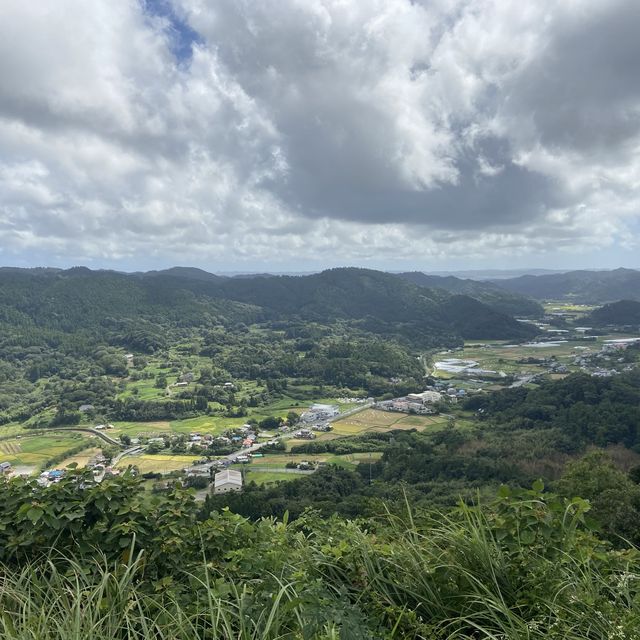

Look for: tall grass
[0,554,335,639]
[0,499,638,639]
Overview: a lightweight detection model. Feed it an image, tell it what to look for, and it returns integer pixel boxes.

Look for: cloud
[0,0,639,269]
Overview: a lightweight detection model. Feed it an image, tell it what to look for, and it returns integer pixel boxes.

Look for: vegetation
[397,271,544,317]
[587,300,640,326]
[494,267,640,302]
[0,471,638,639]
[2,266,640,636]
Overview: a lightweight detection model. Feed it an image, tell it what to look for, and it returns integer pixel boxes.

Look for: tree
[120,433,132,446]
[557,451,640,545]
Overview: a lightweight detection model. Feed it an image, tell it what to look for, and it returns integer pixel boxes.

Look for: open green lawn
[118,378,171,401]
[244,471,299,485]
[0,433,94,469]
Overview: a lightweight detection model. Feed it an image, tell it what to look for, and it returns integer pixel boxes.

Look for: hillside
[492,268,640,302]
[397,271,544,317]
[587,299,640,326]
[0,267,537,343]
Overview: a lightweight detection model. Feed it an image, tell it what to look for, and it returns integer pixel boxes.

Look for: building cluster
[376,389,442,414]
[300,403,339,423]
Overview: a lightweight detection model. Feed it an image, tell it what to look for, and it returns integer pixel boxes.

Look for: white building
[214,469,243,494]
[407,390,442,404]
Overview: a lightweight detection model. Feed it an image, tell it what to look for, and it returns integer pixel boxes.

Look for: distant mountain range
[0,266,538,344]
[490,268,640,303]
[396,272,543,318]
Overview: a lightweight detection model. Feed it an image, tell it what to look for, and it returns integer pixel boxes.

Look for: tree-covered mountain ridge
[0,266,537,342]
[492,267,640,302]
[396,271,544,317]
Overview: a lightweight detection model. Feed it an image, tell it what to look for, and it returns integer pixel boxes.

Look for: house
[301,403,339,423]
[0,461,11,475]
[78,404,95,413]
[407,390,442,404]
[294,429,316,440]
[214,469,243,494]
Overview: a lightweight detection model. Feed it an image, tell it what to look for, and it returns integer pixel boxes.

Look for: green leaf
[26,507,44,524]
[532,479,544,493]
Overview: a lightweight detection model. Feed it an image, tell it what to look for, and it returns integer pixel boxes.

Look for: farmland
[0,432,94,471]
[115,453,202,474]
[329,409,448,437]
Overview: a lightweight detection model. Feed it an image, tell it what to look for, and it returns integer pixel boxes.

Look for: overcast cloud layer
[0,0,639,270]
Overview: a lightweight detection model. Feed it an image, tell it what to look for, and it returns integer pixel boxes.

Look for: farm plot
[115,454,201,474]
[330,409,446,436]
[59,447,103,469]
[0,433,92,469]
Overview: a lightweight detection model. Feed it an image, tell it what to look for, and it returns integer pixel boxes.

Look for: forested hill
[491,267,640,302]
[396,271,543,317]
[587,299,640,326]
[0,266,537,343]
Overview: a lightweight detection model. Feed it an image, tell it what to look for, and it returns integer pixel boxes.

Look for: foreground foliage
[0,472,638,638]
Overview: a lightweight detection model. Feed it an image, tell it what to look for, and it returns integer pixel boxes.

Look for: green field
[244,471,295,485]
[115,453,202,473]
[432,333,637,383]
[0,433,93,470]
[330,409,447,437]
[107,397,360,439]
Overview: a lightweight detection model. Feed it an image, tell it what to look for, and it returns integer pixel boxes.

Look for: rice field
[0,433,92,468]
[330,409,447,436]
[115,453,202,473]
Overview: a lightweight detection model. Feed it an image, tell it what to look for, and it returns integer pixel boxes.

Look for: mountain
[491,268,640,302]
[175,267,537,341]
[587,300,640,326]
[0,266,537,344]
[396,272,543,317]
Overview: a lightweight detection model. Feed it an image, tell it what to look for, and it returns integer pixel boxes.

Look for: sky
[0,0,639,273]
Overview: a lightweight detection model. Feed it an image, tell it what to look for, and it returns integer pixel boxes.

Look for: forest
[1,267,640,638]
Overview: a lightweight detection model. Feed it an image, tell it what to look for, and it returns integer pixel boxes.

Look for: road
[56,427,124,448]
[112,445,145,466]
[328,402,374,422]
[187,403,373,476]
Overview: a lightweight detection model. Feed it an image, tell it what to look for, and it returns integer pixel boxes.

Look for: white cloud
[0,0,639,269]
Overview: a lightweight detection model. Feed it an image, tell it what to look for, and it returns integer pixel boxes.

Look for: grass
[330,409,447,436]
[109,421,173,437]
[245,471,297,485]
[58,447,102,468]
[0,494,637,639]
[115,454,202,473]
[0,433,92,469]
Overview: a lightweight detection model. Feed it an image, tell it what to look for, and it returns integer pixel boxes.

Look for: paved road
[328,402,374,422]
[112,445,145,466]
[56,427,124,448]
